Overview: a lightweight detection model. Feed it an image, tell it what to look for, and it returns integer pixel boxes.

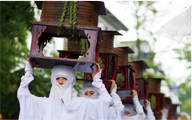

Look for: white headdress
[82,82,99,99]
[124,104,136,116]
[44,65,76,120]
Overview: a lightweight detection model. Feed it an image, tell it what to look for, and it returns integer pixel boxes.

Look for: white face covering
[123,104,136,117]
[44,65,76,120]
[82,82,99,99]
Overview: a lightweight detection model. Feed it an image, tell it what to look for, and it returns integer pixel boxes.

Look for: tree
[118,1,165,78]
[174,43,191,116]
[130,1,158,59]
[0,2,48,118]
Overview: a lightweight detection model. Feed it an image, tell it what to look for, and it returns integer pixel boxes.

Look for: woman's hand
[91,63,101,78]
[110,80,116,92]
[132,89,137,98]
[27,59,39,68]
[145,99,150,107]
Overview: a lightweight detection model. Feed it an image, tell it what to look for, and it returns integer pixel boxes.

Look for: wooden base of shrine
[122,99,133,104]
[76,79,112,93]
[121,98,146,106]
[117,89,132,97]
[27,55,97,73]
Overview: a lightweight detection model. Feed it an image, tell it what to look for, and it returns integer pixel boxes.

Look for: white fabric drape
[156,7,191,43]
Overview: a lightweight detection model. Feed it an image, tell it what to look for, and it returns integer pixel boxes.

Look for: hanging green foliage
[98,56,104,70]
[116,74,124,86]
[58,1,69,35]
[151,95,156,109]
[80,40,89,54]
[58,1,79,43]
[69,1,79,42]
[58,1,88,54]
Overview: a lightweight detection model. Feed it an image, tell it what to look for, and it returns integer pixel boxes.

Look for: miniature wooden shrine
[148,93,164,115]
[147,77,165,117]
[28,2,107,73]
[93,31,121,91]
[128,60,149,106]
[114,47,136,102]
[117,65,136,103]
[168,103,181,120]
[28,23,102,73]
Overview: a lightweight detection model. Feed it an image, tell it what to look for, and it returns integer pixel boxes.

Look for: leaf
[0,2,35,118]
[151,95,156,109]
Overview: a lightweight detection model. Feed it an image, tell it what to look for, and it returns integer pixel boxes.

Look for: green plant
[0,2,35,118]
[58,1,90,54]
[151,95,156,109]
[80,40,89,54]
[116,74,124,86]
[58,1,79,42]
[58,1,69,35]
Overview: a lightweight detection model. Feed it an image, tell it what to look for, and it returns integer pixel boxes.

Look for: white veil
[124,104,136,116]
[43,65,76,120]
[82,82,100,99]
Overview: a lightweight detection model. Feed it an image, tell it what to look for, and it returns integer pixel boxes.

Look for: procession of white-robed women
[17,59,155,120]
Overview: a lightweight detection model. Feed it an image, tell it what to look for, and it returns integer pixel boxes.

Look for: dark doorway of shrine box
[117,66,135,91]
[116,66,136,104]
[148,93,164,113]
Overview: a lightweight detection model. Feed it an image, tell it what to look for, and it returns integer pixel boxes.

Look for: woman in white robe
[82,80,124,120]
[122,90,146,120]
[161,108,169,120]
[144,99,156,120]
[108,80,124,120]
[17,60,112,120]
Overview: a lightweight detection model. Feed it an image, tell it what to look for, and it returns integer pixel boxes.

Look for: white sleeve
[110,85,124,119]
[133,95,145,120]
[161,108,169,120]
[92,71,112,104]
[146,104,155,120]
[17,61,47,120]
[110,85,124,111]
[92,71,113,119]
